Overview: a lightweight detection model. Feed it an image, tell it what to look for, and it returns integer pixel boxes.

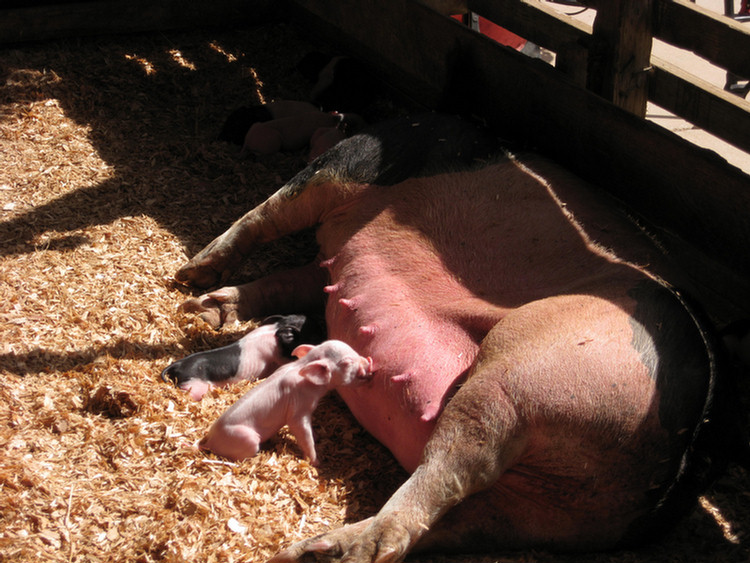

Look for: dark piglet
[161,314,323,401]
[297,53,378,113]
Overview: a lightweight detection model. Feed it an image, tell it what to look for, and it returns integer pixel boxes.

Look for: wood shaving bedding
[0,22,747,563]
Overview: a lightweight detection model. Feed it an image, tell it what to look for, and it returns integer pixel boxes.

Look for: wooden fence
[467,0,750,162]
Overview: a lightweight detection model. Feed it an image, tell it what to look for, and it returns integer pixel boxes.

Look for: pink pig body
[199,340,372,464]
[175,114,735,561]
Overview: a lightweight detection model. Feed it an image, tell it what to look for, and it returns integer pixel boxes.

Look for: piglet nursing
[199,340,372,465]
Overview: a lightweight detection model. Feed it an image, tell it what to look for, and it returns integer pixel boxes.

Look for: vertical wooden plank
[587,0,654,117]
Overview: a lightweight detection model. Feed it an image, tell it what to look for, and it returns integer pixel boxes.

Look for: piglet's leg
[287,415,318,466]
[200,425,262,462]
[175,167,360,289]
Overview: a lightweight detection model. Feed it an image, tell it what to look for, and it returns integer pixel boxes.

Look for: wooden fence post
[587,0,654,117]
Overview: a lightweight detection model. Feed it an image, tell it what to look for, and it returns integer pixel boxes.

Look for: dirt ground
[1,20,748,563]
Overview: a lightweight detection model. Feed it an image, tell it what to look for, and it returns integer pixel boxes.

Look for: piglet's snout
[357,356,374,380]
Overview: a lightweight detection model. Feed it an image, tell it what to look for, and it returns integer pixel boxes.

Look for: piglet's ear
[292,344,314,359]
[299,361,332,386]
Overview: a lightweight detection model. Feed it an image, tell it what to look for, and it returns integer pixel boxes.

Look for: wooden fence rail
[467,0,750,154]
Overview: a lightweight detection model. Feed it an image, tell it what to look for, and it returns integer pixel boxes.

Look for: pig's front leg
[181,262,328,328]
[176,114,498,289]
[175,162,357,289]
[288,414,319,466]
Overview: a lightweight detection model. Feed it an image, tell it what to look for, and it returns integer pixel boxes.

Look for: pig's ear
[299,361,332,386]
[292,344,314,358]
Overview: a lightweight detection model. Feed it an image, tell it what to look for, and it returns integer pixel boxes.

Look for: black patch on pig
[161,340,241,386]
[622,280,743,545]
[314,57,377,113]
[263,314,325,358]
[281,113,502,200]
[298,52,378,113]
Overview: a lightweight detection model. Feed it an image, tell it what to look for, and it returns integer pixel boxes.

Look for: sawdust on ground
[0,21,748,563]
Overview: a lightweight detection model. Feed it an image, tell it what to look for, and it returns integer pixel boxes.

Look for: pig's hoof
[175,261,222,289]
[175,239,245,289]
[269,516,412,563]
[269,519,371,563]
[180,287,242,328]
[181,296,223,328]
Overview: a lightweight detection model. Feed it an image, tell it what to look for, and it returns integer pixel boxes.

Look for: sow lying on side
[170,114,740,561]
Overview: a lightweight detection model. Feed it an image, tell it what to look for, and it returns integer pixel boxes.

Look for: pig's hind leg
[270,333,528,563]
[269,292,698,561]
[200,424,262,462]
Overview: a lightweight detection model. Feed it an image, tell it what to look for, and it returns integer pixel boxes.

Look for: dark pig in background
[198,340,372,465]
[306,113,367,162]
[173,113,747,562]
[297,53,378,114]
[161,314,323,400]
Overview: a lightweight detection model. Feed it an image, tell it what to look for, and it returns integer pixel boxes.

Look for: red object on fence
[453,15,527,51]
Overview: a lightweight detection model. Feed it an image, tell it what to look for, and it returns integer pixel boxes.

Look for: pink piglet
[199,340,372,465]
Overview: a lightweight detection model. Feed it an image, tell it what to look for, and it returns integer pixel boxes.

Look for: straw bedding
[0,21,748,563]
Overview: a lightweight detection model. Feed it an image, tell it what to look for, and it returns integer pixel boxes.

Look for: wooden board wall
[0,0,282,43]
[467,0,750,156]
